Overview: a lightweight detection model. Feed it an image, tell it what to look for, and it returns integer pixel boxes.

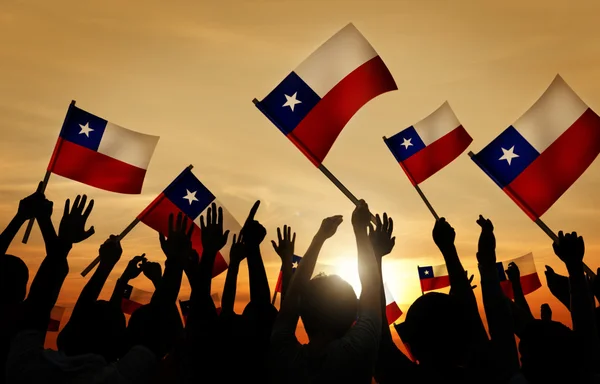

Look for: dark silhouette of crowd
[1,184,599,383]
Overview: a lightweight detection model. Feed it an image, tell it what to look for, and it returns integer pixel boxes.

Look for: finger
[82,199,94,220]
[187,220,194,238]
[78,195,87,214]
[82,226,95,240]
[63,199,70,216]
[72,195,81,214]
[200,215,206,231]
[159,232,166,248]
[283,225,288,241]
[232,234,237,244]
[238,232,243,244]
[368,223,374,235]
[168,213,175,237]
[287,226,292,241]
[382,212,389,232]
[388,217,394,236]
[292,232,296,244]
[271,240,278,251]
[217,206,223,228]
[375,214,382,230]
[176,212,183,233]
[246,200,260,224]
[277,227,283,244]
[223,230,230,244]
[207,206,213,227]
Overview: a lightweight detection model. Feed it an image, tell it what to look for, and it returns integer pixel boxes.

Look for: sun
[333,258,363,296]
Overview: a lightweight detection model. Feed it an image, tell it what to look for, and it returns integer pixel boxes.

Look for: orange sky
[2,0,600,344]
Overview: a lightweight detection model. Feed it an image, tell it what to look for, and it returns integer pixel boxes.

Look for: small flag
[179,293,221,324]
[418,263,450,293]
[255,23,397,166]
[275,255,302,293]
[47,306,66,332]
[48,103,159,194]
[496,253,542,299]
[384,102,472,185]
[384,282,403,325]
[137,167,242,277]
[121,284,153,315]
[471,75,600,220]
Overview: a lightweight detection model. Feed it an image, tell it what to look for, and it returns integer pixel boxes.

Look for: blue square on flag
[418,266,434,279]
[385,126,426,162]
[474,126,540,187]
[164,170,215,219]
[61,106,107,151]
[260,72,321,134]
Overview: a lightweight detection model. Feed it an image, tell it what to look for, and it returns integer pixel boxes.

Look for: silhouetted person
[541,303,552,321]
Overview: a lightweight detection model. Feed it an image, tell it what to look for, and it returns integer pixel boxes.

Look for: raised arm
[110,254,147,306]
[506,262,533,319]
[243,201,270,305]
[271,225,296,303]
[221,233,245,315]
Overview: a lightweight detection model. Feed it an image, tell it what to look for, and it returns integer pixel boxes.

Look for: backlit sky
[2,0,600,343]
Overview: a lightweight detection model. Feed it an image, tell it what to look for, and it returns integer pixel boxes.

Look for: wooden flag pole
[468,151,596,279]
[271,290,278,305]
[23,100,77,244]
[383,136,439,220]
[80,218,141,277]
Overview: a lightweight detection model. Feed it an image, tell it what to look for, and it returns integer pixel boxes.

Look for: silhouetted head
[399,292,472,367]
[0,255,28,305]
[520,320,582,383]
[127,303,183,357]
[540,303,552,321]
[57,300,126,362]
[299,274,358,341]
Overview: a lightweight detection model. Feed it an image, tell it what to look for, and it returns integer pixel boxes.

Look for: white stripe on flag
[503,252,537,275]
[432,263,449,277]
[413,101,462,145]
[383,282,396,306]
[513,75,588,152]
[97,122,159,169]
[294,23,378,97]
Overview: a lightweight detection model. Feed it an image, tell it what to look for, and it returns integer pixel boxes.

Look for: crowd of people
[0,183,599,383]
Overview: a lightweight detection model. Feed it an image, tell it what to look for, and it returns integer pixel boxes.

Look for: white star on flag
[499,146,519,165]
[182,189,198,205]
[292,261,299,269]
[283,92,302,111]
[78,122,94,137]
[424,270,429,275]
[401,138,413,149]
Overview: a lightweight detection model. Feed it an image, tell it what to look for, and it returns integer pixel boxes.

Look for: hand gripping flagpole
[22,100,77,244]
[253,98,375,222]
[468,151,596,279]
[383,136,439,220]
[81,164,195,277]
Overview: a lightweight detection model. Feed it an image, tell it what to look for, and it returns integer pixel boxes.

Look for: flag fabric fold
[255,23,397,166]
[47,306,66,332]
[384,102,472,185]
[137,167,242,277]
[48,103,159,194]
[384,282,403,325]
[496,253,542,299]
[121,284,153,315]
[418,263,450,293]
[471,75,600,219]
[275,255,303,293]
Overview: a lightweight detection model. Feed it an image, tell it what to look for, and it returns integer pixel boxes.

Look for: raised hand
[200,202,230,254]
[229,233,246,265]
[467,271,478,289]
[351,199,371,230]
[121,254,147,281]
[98,235,123,267]
[159,212,194,264]
[553,231,585,270]
[142,260,162,283]
[317,215,343,240]
[505,262,520,282]
[368,213,395,258]
[476,215,495,265]
[271,225,296,262]
[58,195,95,244]
[242,200,266,247]
[18,181,52,220]
[432,217,455,251]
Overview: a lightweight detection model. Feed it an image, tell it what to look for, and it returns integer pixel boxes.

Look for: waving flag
[48,103,159,194]
[471,75,600,219]
[121,284,153,315]
[384,102,472,185]
[275,255,302,293]
[255,23,397,166]
[496,253,542,299]
[384,282,403,325]
[418,263,450,293]
[137,167,242,277]
[47,306,65,332]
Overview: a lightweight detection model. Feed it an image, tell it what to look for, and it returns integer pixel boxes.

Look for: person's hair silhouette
[0,255,28,305]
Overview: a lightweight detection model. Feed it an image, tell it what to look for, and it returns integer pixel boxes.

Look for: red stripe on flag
[122,298,144,315]
[289,56,397,166]
[419,275,450,293]
[138,195,228,277]
[275,270,283,293]
[48,138,147,194]
[385,302,403,325]
[400,126,472,185]
[500,272,542,300]
[504,108,600,219]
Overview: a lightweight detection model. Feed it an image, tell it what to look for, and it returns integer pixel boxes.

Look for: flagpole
[253,98,374,221]
[271,290,278,305]
[22,100,77,244]
[468,151,596,279]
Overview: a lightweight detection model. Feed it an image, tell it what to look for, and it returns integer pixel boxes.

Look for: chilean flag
[384,282,403,325]
[275,255,302,293]
[121,284,153,315]
[496,253,542,300]
[384,102,472,185]
[471,75,600,220]
[254,23,397,166]
[47,305,65,332]
[418,263,450,293]
[48,103,159,194]
[137,167,242,277]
